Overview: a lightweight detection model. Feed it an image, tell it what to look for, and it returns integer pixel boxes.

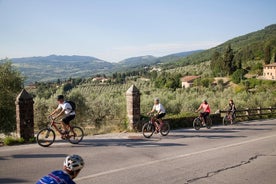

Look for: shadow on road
[74,138,187,148]
[10,153,67,159]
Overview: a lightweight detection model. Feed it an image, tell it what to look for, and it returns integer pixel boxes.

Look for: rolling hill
[173,24,276,67]
[3,24,276,84]
[10,55,115,83]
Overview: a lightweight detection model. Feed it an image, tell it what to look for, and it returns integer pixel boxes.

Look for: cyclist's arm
[196,104,202,112]
[148,105,156,114]
[54,109,65,119]
[49,107,60,116]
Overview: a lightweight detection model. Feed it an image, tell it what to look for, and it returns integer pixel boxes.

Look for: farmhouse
[263,63,276,80]
[181,76,201,88]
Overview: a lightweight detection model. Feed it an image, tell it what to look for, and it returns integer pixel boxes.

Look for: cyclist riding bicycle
[196,99,211,126]
[148,98,166,133]
[36,154,84,184]
[227,99,236,124]
[49,95,75,138]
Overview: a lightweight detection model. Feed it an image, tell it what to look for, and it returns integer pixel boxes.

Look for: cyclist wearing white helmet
[36,154,84,184]
[148,98,166,132]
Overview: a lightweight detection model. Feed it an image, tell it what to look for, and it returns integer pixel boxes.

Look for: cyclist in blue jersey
[36,155,84,184]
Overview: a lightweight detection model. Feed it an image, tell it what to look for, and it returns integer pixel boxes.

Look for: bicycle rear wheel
[36,128,55,147]
[160,122,170,136]
[193,117,201,130]
[142,122,155,138]
[206,116,212,129]
[68,126,84,144]
[223,115,230,126]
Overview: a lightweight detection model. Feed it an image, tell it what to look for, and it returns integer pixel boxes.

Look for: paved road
[1,119,276,184]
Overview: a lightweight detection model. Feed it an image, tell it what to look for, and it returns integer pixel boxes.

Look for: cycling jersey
[152,103,166,114]
[199,103,211,113]
[36,170,75,184]
[58,102,75,116]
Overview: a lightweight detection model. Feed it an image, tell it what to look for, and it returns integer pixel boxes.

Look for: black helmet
[57,95,64,100]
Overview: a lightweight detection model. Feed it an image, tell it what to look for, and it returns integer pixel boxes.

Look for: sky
[0,0,275,62]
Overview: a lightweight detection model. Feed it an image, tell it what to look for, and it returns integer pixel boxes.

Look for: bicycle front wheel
[142,122,155,138]
[193,117,201,130]
[223,115,230,126]
[36,128,55,147]
[68,126,84,144]
[160,122,170,136]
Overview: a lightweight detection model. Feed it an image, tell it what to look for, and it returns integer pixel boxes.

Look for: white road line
[75,133,276,181]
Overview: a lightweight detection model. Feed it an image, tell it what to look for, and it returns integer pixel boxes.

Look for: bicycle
[142,114,170,138]
[223,111,236,126]
[193,113,212,130]
[36,116,84,147]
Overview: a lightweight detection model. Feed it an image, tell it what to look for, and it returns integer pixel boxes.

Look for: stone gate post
[126,85,140,130]
[15,89,34,140]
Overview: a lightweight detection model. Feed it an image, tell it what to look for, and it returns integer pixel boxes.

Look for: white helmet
[64,155,84,171]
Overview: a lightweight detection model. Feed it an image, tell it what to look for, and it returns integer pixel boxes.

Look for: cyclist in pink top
[196,100,211,125]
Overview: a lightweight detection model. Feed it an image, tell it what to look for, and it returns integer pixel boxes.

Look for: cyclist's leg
[62,115,75,133]
[203,112,209,125]
[157,113,166,129]
[200,112,205,125]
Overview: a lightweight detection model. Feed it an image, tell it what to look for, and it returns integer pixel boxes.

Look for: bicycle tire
[206,116,212,129]
[223,115,230,126]
[142,122,155,138]
[160,122,170,136]
[68,126,84,144]
[36,128,55,147]
[193,117,201,130]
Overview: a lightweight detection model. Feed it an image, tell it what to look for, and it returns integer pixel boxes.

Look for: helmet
[57,95,64,100]
[64,155,84,171]
[154,97,160,102]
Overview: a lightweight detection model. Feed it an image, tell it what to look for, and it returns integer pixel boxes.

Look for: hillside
[4,24,276,84]
[11,55,115,83]
[173,24,276,67]
[118,50,203,68]
[7,50,202,84]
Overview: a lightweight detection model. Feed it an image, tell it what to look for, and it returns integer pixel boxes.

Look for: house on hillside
[263,63,276,80]
[92,77,109,83]
[181,76,201,88]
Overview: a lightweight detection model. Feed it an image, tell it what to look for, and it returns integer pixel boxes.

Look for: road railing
[219,106,276,118]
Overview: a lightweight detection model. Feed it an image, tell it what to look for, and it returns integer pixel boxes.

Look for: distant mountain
[11,55,115,83]
[119,55,157,67]
[157,50,204,63]
[117,50,203,69]
[10,23,276,85]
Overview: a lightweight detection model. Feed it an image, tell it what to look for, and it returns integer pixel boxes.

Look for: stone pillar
[15,89,34,140]
[126,85,140,130]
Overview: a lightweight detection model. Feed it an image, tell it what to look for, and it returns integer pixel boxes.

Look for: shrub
[3,137,25,145]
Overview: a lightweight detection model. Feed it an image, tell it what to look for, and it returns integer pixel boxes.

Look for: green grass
[2,136,36,146]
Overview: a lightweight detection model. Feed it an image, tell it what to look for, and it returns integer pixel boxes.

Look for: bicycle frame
[48,118,73,136]
[149,115,163,130]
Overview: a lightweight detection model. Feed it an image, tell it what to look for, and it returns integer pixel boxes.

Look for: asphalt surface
[0,119,276,184]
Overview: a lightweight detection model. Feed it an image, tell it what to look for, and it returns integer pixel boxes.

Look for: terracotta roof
[181,76,201,82]
[264,63,276,67]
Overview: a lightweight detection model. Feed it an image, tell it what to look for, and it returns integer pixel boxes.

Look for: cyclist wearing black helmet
[49,95,75,137]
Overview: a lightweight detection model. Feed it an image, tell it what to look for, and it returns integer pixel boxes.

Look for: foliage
[231,69,246,84]
[3,136,35,145]
[154,72,181,90]
[0,61,24,134]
